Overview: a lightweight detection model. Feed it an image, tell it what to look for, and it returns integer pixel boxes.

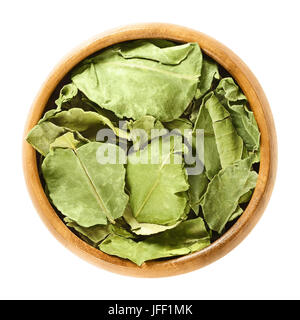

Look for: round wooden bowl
[23,23,277,277]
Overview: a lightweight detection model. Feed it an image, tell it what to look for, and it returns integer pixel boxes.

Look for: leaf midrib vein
[104,62,198,81]
[73,149,115,224]
[135,148,174,217]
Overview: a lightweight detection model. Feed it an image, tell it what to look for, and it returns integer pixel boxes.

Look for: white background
[0,0,299,300]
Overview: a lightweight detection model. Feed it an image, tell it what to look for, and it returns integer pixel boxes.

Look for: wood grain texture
[22,23,277,277]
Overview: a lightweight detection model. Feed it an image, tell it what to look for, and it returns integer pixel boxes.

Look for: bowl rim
[22,23,277,278]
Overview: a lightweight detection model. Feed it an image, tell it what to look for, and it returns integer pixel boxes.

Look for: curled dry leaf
[100,218,210,266]
[201,157,258,233]
[127,137,189,225]
[72,41,202,121]
[42,142,128,227]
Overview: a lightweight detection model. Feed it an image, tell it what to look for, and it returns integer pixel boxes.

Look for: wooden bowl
[23,23,277,277]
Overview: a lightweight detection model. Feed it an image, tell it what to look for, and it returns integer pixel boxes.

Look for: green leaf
[215,77,260,152]
[123,204,182,236]
[99,218,210,266]
[39,83,81,123]
[188,172,209,214]
[216,77,246,102]
[193,97,221,179]
[49,132,81,150]
[228,206,243,222]
[118,39,191,64]
[164,118,193,135]
[27,108,129,156]
[65,216,135,245]
[45,108,129,140]
[64,217,110,244]
[227,104,260,152]
[41,83,120,122]
[239,189,254,204]
[127,137,189,225]
[72,41,202,121]
[128,115,166,150]
[108,223,136,239]
[26,121,65,156]
[201,157,258,233]
[189,99,201,124]
[42,142,129,227]
[55,83,79,110]
[196,56,220,99]
[205,93,243,168]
